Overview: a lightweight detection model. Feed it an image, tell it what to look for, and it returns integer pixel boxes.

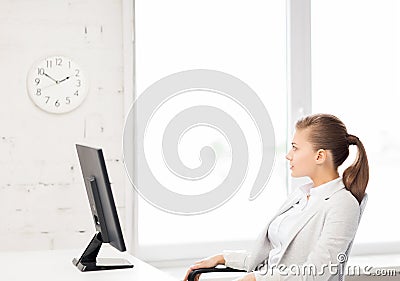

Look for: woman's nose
[286,151,292,161]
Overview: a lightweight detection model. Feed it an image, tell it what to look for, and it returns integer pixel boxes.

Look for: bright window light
[135,0,287,259]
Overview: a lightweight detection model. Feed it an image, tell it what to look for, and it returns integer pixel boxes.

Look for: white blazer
[223,178,361,281]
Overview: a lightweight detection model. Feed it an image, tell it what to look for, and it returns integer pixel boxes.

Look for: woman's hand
[183,254,225,281]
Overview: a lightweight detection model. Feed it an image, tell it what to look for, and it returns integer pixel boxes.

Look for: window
[134,0,287,261]
[311,0,400,248]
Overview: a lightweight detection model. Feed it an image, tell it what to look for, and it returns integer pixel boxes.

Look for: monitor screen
[73,144,132,271]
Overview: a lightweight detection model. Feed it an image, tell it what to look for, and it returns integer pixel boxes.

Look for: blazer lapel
[275,181,346,265]
[274,198,325,265]
[247,188,304,270]
[276,188,305,216]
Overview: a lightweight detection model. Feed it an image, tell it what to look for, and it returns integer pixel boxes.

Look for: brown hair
[295,113,369,204]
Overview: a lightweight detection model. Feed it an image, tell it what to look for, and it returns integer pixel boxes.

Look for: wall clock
[26,56,88,114]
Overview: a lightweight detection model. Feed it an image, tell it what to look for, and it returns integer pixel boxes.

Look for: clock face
[27,56,88,114]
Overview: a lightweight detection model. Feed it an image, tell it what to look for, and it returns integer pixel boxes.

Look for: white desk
[0,249,178,281]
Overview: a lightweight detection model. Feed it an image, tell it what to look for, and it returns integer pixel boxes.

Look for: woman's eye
[292,146,297,151]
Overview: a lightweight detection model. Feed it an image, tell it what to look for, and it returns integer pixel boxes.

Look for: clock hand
[58,76,70,84]
[43,72,59,84]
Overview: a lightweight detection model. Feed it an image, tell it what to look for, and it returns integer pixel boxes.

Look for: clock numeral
[36,88,42,96]
[76,79,81,87]
[35,78,40,85]
[75,69,80,77]
[74,90,79,96]
[66,97,71,104]
[45,96,50,103]
[46,60,53,68]
[38,68,45,75]
[68,61,71,68]
[56,58,62,66]
[55,100,60,107]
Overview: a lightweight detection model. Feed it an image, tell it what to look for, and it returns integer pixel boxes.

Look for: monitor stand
[72,232,134,272]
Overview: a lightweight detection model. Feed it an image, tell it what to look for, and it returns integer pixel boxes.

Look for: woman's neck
[311,171,339,188]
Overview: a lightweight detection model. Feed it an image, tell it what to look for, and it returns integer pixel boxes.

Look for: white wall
[0,0,127,251]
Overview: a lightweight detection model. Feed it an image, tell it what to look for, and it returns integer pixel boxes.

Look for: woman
[183,113,369,281]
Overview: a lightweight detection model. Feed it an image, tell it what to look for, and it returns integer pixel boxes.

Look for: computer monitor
[72,144,133,272]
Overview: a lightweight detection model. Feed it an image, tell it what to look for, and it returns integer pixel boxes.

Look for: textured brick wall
[0,0,127,251]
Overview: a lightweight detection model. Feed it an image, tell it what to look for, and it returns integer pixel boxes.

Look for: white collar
[299,177,343,197]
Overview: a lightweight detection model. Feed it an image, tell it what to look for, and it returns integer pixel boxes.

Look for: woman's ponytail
[342,134,369,204]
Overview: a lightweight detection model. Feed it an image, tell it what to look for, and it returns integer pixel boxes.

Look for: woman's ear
[315,149,327,164]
